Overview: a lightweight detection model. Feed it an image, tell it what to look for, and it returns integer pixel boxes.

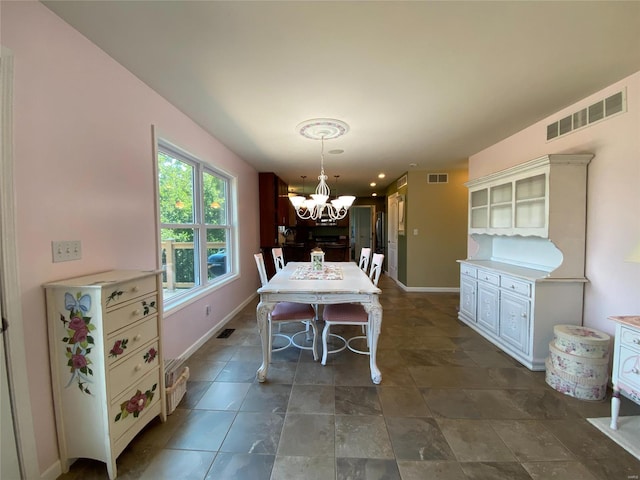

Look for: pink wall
[2,2,260,475]
[470,72,640,336]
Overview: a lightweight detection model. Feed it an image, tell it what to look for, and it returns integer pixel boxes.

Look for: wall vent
[397,174,407,188]
[547,89,626,141]
[427,173,448,184]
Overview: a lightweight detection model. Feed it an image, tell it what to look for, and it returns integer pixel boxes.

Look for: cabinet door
[499,292,530,354]
[460,276,477,322]
[477,284,499,333]
[277,177,291,226]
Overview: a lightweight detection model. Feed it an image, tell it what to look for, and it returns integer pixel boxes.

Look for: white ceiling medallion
[296,118,350,140]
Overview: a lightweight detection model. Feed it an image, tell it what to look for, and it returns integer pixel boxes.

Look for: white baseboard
[389,276,459,293]
[172,292,258,365]
[40,460,62,480]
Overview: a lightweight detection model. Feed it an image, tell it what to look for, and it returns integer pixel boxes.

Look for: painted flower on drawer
[60,292,96,395]
[109,338,128,358]
[144,347,158,363]
[114,384,157,422]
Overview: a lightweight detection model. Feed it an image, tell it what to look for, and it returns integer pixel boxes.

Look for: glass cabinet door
[489,183,512,229]
[470,189,488,228]
[515,174,546,229]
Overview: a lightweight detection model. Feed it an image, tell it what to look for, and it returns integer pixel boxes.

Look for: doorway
[387,193,399,281]
[349,206,373,262]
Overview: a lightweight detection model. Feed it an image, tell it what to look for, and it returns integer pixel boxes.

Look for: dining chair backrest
[254,253,269,287]
[272,247,285,272]
[358,247,371,271]
[369,253,384,287]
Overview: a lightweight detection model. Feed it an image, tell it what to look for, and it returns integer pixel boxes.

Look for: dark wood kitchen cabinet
[259,172,292,247]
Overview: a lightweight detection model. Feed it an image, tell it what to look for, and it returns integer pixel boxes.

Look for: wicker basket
[166,366,189,415]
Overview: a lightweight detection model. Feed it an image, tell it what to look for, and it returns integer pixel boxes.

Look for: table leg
[364,299,383,385]
[256,300,275,382]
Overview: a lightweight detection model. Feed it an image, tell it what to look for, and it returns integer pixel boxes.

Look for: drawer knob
[132,309,141,316]
[132,286,139,292]
[511,285,516,289]
[484,276,489,280]
[135,364,142,372]
[133,334,142,341]
[137,398,145,407]
[632,368,640,375]
[521,313,527,318]
[633,338,640,345]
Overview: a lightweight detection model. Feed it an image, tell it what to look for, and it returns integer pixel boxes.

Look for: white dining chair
[272,247,285,273]
[321,253,384,365]
[254,253,318,361]
[358,247,371,271]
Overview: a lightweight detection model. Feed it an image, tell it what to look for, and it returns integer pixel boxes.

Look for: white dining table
[256,261,383,384]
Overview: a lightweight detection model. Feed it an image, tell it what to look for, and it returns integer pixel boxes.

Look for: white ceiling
[42,1,640,197]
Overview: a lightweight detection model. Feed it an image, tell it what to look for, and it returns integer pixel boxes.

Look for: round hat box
[553,325,610,359]
[545,358,608,401]
[548,341,609,380]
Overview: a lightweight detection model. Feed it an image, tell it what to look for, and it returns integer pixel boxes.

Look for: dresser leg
[610,387,620,430]
[107,459,117,480]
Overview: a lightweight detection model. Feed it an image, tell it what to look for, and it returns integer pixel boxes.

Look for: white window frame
[154,134,237,312]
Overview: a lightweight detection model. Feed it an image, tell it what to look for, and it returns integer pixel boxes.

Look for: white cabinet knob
[633,338,640,345]
[511,285,516,289]
[137,398,144,407]
[133,334,142,341]
[135,364,142,372]
[132,309,141,316]
[132,286,139,292]
[521,313,527,318]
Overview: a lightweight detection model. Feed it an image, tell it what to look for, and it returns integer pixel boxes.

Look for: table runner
[290,264,344,280]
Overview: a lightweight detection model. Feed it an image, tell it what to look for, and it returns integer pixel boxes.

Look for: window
[156,140,234,306]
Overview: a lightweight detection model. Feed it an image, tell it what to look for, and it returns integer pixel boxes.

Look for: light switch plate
[52,240,81,262]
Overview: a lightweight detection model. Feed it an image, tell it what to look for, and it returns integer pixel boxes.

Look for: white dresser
[45,270,166,479]
[459,154,592,370]
[609,316,640,430]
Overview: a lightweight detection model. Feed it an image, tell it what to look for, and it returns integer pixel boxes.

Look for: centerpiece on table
[311,248,325,272]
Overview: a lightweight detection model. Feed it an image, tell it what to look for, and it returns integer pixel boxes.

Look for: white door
[350,206,373,262]
[387,193,399,281]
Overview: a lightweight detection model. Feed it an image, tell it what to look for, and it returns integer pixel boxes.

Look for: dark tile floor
[59,274,640,479]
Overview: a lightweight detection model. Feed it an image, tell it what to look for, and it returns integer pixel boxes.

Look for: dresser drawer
[477,270,500,286]
[110,369,162,442]
[616,345,640,392]
[107,316,159,366]
[620,326,640,352]
[460,265,477,278]
[500,276,531,297]
[109,341,160,398]
[104,275,157,310]
[105,294,158,334]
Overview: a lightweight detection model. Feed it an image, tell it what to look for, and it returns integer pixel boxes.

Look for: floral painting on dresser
[60,292,96,395]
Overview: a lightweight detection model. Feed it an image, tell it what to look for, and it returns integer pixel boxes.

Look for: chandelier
[289,119,355,221]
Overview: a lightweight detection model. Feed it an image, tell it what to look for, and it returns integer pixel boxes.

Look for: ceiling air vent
[427,173,448,184]
[547,89,626,141]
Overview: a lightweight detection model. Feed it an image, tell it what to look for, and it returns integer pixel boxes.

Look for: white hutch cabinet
[459,154,593,370]
[45,270,166,479]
